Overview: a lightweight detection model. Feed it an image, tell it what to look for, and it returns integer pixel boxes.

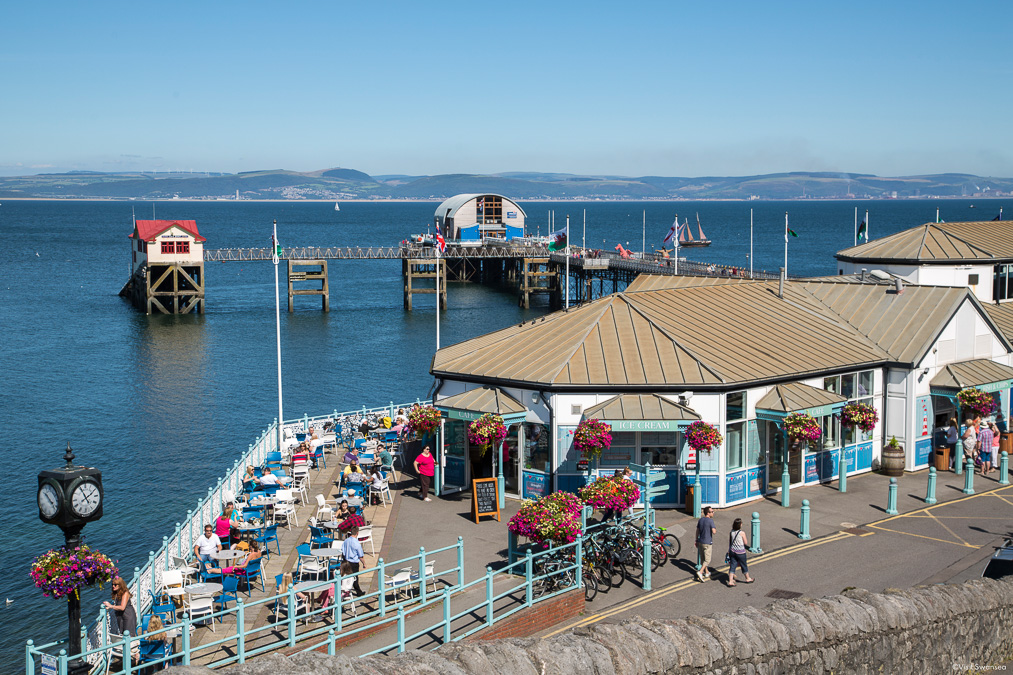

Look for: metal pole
[925,467,937,504]
[784,212,789,279]
[838,447,847,493]
[582,208,586,251]
[866,209,870,240]
[963,458,975,494]
[642,210,646,257]
[749,512,763,553]
[781,432,791,508]
[565,215,570,309]
[749,209,753,278]
[273,220,284,450]
[854,206,858,247]
[886,477,899,514]
[435,247,440,350]
[798,499,811,539]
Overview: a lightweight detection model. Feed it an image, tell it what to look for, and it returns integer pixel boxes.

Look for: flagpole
[749,209,753,279]
[582,209,586,251]
[435,245,440,350]
[642,210,646,258]
[272,220,284,452]
[854,207,858,247]
[866,210,870,239]
[674,218,680,276]
[784,212,789,278]
[565,215,570,310]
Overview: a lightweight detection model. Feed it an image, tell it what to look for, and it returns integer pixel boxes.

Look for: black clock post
[37,444,104,675]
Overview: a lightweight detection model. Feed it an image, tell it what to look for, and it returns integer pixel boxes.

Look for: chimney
[778,267,785,299]
[860,268,867,282]
[894,278,904,294]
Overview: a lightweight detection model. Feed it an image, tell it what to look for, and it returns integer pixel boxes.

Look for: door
[441,420,469,495]
[765,422,803,490]
[503,423,521,496]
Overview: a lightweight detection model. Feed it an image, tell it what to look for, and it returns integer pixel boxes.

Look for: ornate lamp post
[37,444,104,675]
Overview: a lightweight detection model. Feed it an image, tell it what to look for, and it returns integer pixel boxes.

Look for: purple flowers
[30,545,118,600]
[407,405,442,435]
[783,412,822,441]
[840,402,878,432]
[685,421,723,455]
[508,492,584,544]
[957,388,998,418]
[573,419,613,459]
[468,414,508,448]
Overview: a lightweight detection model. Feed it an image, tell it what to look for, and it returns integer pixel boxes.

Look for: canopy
[582,394,699,432]
[434,387,527,422]
[756,382,847,422]
[930,359,1013,394]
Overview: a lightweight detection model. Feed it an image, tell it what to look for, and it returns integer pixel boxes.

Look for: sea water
[1,198,1007,669]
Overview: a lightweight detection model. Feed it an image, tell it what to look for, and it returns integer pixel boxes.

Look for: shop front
[929,359,1013,467]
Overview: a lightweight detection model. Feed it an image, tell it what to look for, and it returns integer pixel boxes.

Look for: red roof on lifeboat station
[128,220,206,243]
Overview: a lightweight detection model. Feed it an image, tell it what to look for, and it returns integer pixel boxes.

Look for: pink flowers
[685,421,723,455]
[573,419,613,459]
[407,405,442,435]
[30,545,118,600]
[957,388,998,418]
[508,492,584,544]
[783,412,821,441]
[840,402,878,432]
[578,475,640,511]
[468,414,508,448]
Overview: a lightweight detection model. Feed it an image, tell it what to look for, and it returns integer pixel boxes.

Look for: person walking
[414,445,435,502]
[961,418,978,470]
[979,420,995,475]
[726,518,754,586]
[342,526,366,596]
[695,506,716,582]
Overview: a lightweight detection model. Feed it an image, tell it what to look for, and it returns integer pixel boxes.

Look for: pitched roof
[583,394,700,422]
[435,387,527,416]
[985,303,1013,343]
[130,220,206,242]
[836,221,1011,264]
[756,382,847,414]
[433,279,972,390]
[929,359,1013,390]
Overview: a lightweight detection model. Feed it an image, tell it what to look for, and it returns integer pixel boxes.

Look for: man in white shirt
[194,525,222,562]
[259,472,282,487]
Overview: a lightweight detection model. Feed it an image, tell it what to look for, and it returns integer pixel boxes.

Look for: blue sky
[1,1,1010,178]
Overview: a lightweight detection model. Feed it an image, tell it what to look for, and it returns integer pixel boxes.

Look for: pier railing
[204,244,551,262]
[24,399,429,673]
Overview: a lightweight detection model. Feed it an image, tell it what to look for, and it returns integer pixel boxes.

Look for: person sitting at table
[213,541,262,578]
[343,458,367,483]
[367,466,385,501]
[243,465,259,492]
[194,525,222,562]
[259,470,282,487]
[342,446,359,465]
[274,572,310,612]
[144,614,168,649]
[375,443,393,472]
[337,512,365,538]
[214,505,235,546]
[294,441,317,469]
[394,408,408,427]
[334,499,352,521]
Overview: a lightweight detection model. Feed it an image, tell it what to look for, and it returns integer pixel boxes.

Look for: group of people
[944,414,1006,475]
[695,506,754,586]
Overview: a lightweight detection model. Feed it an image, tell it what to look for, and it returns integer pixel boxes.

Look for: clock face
[38,483,61,518]
[71,480,101,517]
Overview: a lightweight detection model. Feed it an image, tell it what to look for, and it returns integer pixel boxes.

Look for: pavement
[347,464,1013,653]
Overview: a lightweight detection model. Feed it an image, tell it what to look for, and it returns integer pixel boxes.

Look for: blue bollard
[798,500,811,540]
[925,467,937,505]
[1001,451,1010,486]
[781,462,791,508]
[886,477,899,515]
[963,458,975,495]
[749,511,763,553]
[955,450,964,475]
[838,448,847,493]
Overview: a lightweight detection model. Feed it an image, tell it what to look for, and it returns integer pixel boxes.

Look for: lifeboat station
[430,220,1013,509]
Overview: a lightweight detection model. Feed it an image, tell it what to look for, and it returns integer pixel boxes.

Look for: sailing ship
[678,213,711,248]
[334,202,340,211]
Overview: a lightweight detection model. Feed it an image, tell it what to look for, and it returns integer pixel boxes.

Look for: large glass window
[747,420,765,466]
[641,431,680,466]
[994,263,1013,303]
[601,432,636,468]
[524,423,550,473]
[726,391,747,471]
[844,369,877,445]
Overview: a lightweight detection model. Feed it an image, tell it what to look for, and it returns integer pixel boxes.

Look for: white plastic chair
[297,552,327,582]
[340,576,357,617]
[188,596,215,632]
[357,526,375,557]
[383,571,414,602]
[161,569,184,598]
[170,556,199,580]
[274,490,299,530]
[314,494,334,522]
[368,480,392,508]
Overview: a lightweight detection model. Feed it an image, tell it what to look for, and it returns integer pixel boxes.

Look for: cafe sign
[605,420,691,432]
[978,380,1012,394]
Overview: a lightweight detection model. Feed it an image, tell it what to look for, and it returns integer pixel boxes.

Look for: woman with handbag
[726,518,754,587]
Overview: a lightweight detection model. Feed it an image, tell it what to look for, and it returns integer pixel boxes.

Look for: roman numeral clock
[38,443,103,542]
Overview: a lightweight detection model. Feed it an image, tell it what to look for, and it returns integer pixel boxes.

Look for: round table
[163,587,186,597]
[319,520,341,530]
[312,547,343,560]
[234,522,263,541]
[184,583,223,596]
[250,497,278,507]
[211,549,245,561]
[293,580,332,593]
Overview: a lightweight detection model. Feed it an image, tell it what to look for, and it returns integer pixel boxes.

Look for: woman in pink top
[414,445,436,502]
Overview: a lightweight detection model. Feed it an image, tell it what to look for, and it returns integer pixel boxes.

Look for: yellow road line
[866,523,978,548]
[926,510,971,547]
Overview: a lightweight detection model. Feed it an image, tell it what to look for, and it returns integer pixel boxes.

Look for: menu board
[472,477,501,524]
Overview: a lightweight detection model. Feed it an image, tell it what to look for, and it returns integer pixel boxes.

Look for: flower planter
[881,443,905,477]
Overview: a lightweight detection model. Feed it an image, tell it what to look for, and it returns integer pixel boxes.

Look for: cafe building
[430,274,1013,508]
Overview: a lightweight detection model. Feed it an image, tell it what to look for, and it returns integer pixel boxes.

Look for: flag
[786,225,799,238]
[435,224,447,253]
[995,210,1003,221]
[548,228,567,251]
[857,220,867,242]
[271,224,282,263]
[663,218,677,245]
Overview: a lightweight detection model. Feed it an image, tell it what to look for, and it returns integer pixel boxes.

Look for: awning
[582,394,700,432]
[930,359,1013,394]
[435,387,527,422]
[756,382,847,422]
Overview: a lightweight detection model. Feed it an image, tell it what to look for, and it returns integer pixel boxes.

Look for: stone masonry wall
[168,578,1013,675]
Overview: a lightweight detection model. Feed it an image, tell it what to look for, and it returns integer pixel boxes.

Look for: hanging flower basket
[573,418,613,460]
[783,412,821,442]
[578,475,640,511]
[840,402,878,432]
[685,421,723,455]
[468,413,508,456]
[406,405,441,436]
[957,388,998,418]
[508,492,583,544]
[30,545,118,600]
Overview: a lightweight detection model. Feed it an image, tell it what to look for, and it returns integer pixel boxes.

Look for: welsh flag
[271,222,282,262]
[857,220,867,242]
[548,228,567,251]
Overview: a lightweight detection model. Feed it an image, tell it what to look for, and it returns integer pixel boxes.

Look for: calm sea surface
[1,198,1008,670]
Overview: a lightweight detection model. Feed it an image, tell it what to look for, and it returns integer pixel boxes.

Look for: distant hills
[0,168,1010,201]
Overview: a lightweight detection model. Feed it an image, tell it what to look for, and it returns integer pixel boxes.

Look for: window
[160,241,173,254]
[969,274,979,285]
[641,431,680,466]
[725,391,747,471]
[600,432,636,468]
[844,369,877,446]
[993,264,1013,302]
[176,241,190,254]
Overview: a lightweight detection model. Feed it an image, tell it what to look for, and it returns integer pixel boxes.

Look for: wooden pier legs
[287,259,329,312]
[403,258,446,311]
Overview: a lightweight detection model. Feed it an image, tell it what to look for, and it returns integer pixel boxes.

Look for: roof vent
[869,269,891,281]
[860,268,867,282]
[894,278,904,294]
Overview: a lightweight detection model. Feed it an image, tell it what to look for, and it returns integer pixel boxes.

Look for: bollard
[955,450,964,474]
[925,467,937,505]
[838,449,847,493]
[886,477,899,515]
[781,462,791,508]
[963,457,975,495]
[798,499,811,539]
[749,512,763,553]
[1001,451,1010,486]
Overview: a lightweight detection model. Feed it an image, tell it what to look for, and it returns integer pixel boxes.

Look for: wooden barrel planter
[881,443,906,476]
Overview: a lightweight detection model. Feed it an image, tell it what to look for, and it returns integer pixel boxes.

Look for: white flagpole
[272,220,284,452]
[674,217,680,276]
[565,215,570,309]
[866,210,870,239]
[749,209,753,278]
[854,207,858,246]
[642,210,646,257]
[582,208,586,251]
[784,212,789,278]
[435,245,441,350]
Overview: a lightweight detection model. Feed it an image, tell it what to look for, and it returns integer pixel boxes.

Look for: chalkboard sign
[471,477,500,524]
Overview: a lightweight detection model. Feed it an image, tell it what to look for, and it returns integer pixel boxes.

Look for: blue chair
[138,638,173,670]
[215,576,239,613]
[240,558,265,596]
[309,525,334,549]
[272,469,287,477]
[147,590,177,624]
[255,524,281,557]
[296,433,307,443]
[253,467,264,478]
[242,505,265,521]
[353,438,367,450]
[199,559,223,584]
[311,447,327,469]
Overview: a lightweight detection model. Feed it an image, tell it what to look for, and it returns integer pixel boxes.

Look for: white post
[866,210,870,239]
[784,212,789,278]
[642,210,646,257]
[854,207,858,246]
[582,209,586,251]
[435,247,440,351]
[749,209,753,278]
[674,219,680,276]
[272,220,284,450]
[565,215,570,309]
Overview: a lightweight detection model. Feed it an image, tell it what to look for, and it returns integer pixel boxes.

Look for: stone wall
[168,578,1013,674]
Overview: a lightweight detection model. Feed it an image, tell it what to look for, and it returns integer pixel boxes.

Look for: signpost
[629,462,668,591]
[471,477,501,524]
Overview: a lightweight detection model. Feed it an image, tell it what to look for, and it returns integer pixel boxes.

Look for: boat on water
[334,202,340,211]
[678,213,711,248]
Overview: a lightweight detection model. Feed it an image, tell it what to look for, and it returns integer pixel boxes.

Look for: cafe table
[311,547,343,560]
[234,522,263,542]
[184,582,223,597]
[211,549,245,561]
